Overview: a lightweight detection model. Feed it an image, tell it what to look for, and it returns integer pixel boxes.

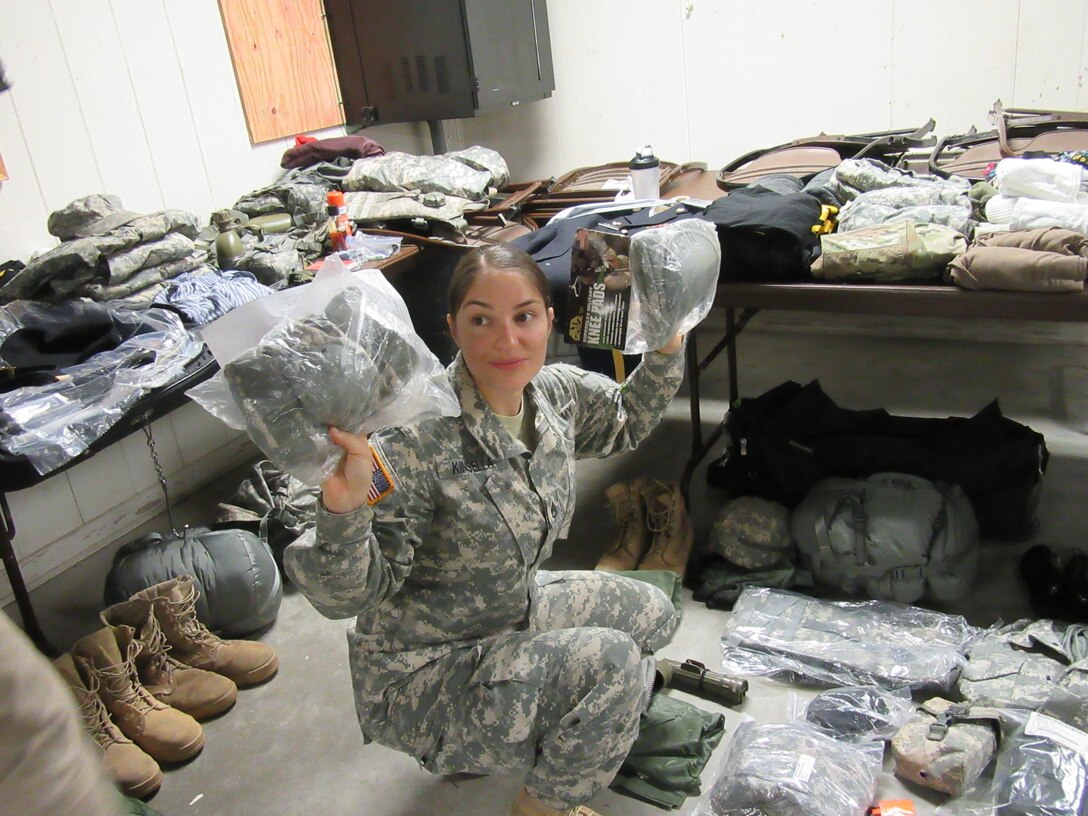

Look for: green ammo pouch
[891,697,1002,796]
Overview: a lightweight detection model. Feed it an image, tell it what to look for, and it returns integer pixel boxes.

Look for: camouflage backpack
[891,697,1002,796]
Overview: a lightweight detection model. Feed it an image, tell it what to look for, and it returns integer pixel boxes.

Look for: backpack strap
[813,483,955,582]
[815,491,867,567]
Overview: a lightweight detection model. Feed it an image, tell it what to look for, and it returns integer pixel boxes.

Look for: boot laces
[168,584,220,647]
[646,488,676,535]
[97,641,156,714]
[74,672,123,749]
[606,486,644,554]
[84,691,124,749]
[140,614,179,681]
[608,489,639,529]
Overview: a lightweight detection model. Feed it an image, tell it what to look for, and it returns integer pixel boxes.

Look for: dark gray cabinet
[324,0,554,129]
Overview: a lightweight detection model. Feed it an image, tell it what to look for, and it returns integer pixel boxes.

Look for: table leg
[0,493,56,655]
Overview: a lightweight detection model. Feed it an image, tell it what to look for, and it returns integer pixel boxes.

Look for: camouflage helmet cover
[708,495,792,569]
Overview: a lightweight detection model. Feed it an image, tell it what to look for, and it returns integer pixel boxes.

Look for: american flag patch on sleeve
[367,444,395,506]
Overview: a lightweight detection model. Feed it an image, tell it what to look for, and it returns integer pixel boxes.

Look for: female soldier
[285,244,686,816]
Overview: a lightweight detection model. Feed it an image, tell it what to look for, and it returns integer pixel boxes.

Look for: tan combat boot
[72,625,205,764]
[53,653,162,799]
[512,787,601,816]
[101,597,238,720]
[594,479,650,572]
[134,575,279,687]
[638,480,695,578]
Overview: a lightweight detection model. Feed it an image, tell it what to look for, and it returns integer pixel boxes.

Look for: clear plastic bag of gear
[791,684,914,742]
[937,688,1088,816]
[720,586,979,692]
[625,218,721,353]
[188,255,459,484]
[693,719,883,816]
[0,300,203,473]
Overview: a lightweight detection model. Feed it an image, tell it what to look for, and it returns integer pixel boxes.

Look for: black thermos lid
[629,146,659,170]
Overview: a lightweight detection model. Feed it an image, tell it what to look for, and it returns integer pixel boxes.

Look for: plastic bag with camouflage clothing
[695,719,882,816]
[189,258,459,484]
[957,619,1088,710]
[720,587,979,692]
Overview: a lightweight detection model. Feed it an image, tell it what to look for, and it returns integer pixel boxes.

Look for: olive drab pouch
[891,697,1002,796]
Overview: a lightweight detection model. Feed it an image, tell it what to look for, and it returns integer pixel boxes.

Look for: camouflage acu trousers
[426,570,677,809]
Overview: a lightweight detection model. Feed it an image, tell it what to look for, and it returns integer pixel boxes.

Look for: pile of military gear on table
[690,588,1088,815]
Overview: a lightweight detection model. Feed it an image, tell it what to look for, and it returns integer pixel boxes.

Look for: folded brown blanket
[948,245,1087,292]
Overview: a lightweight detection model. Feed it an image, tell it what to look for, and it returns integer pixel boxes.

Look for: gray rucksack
[791,472,979,603]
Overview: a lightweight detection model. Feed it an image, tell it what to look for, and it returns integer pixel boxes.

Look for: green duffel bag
[791,472,979,604]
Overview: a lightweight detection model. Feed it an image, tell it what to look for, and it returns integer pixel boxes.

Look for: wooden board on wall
[0,150,7,181]
[218,0,343,144]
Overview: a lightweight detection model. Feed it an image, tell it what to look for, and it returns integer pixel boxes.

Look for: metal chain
[141,415,179,535]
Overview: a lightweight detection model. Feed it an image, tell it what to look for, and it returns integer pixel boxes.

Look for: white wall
[0,0,1086,604]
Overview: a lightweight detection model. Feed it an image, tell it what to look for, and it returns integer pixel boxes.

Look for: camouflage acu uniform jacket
[285,347,684,757]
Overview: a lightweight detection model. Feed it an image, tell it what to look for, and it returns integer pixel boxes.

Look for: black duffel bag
[706,380,1048,541]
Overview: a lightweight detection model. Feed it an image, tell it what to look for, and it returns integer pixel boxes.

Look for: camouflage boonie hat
[708,496,792,569]
[47,193,142,240]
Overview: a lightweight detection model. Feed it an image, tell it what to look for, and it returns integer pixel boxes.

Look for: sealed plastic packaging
[0,301,203,474]
[790,684,914,742]
[188,256,459,485]
[937,688,1088,816]
[720,587,979,692]
[694,719,883,816]
[625,218,720,353]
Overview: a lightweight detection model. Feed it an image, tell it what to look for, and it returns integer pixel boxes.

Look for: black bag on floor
[706,380,1047,541]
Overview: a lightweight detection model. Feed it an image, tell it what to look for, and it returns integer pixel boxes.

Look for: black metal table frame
[680,283,1088,503]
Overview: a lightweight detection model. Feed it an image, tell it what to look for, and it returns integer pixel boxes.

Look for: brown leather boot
[638,480,695,578]
[595,479,650,572]
[53,653,162,799]
[72,625,205,764]
[101,597,238,720]
[133,575,278,687]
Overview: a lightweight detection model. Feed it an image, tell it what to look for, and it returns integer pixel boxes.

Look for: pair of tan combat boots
[595,479,695,577]
[53,575,279,799]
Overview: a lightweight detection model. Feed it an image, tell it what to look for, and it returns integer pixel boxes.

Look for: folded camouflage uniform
[223,285,420,482]
[891,697,1001,796]
[957,619,1088,710]
[813,221,966,282]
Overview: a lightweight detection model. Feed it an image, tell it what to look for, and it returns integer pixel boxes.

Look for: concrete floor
[9,316,1088,816]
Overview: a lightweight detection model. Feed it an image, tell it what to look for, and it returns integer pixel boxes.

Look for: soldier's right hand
[321,426,374,514]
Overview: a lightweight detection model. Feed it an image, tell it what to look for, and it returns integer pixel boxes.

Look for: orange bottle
[326,190,351,252]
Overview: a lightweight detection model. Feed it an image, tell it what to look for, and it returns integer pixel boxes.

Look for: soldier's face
[447,267,554,412]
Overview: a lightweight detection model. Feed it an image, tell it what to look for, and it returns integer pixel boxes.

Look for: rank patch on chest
[367,444,395,505]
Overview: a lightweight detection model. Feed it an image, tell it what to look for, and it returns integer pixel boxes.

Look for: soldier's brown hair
[447,245,551,316]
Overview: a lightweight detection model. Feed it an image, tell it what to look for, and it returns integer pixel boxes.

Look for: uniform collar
[450,354,526,461]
